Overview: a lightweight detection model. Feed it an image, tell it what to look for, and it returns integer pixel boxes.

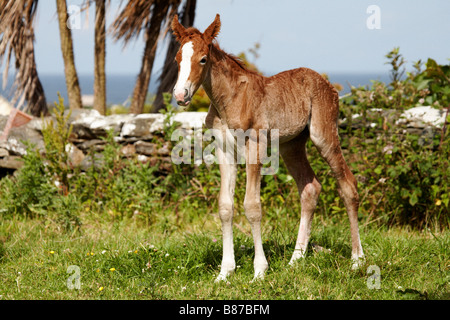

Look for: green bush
[341,48,450,112]
[0,144,82,232]
[0,144,57,219]
[340,126,449,229]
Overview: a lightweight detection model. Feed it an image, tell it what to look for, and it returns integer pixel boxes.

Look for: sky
[22,0,450,78]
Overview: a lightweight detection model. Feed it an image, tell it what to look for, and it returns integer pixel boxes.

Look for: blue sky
[30,0,450,77]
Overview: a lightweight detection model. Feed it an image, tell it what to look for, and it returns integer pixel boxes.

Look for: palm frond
[110,0,181,45]
[0,0,48,116]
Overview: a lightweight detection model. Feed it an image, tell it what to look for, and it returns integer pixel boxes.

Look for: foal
[172,14,364,281]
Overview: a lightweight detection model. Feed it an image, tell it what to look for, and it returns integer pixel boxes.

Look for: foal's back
[259,67,339,142]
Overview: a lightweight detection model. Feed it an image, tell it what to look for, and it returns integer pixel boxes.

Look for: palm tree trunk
[26,52,50,116]
[55,0,82,110]
[94,0,107,115]
[152,0,196,113]
[129,0,168,114]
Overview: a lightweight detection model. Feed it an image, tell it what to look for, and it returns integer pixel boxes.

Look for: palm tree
[152,0,197,113]
[111,0,181,114]
[56,0,83,110]
[0,0,49,116]
[80,0,109,115]
[94,0,107,115]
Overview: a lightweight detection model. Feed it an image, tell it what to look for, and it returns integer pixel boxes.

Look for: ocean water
[1,72,390,106]
[328,72,390,94]
[0,74,159,107]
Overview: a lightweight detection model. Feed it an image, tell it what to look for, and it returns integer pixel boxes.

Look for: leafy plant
[385,47,406,88]
[41,93,75,194]
[411,58,450,107]
[0,143,56,219]
[342,48,450,114]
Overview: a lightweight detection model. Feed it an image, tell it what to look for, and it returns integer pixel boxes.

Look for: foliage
[41,94,74,193]
[0,143,82,232]
[385,47,406,86]
[0,95,82,231]
[412,58,450,107]
[0,142,56,219]
[339,125,449,229]
[159,92,182,138]
[341,48,450,113]
[0,0,49,116]
[187,87,211,112]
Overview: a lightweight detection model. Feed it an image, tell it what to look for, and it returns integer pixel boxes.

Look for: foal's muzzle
[174,88,191,106]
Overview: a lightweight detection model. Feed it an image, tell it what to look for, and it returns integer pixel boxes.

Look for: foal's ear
[171,14,186,42]
[203,14,221,42]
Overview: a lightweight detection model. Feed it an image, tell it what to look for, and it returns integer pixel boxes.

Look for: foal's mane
[210,42,261,76]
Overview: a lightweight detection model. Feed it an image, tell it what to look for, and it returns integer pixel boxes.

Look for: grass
[1,207,448,300]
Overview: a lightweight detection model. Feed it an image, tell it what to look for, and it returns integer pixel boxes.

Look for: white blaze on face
[174,41,194,101]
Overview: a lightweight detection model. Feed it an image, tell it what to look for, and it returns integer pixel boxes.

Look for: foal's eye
[200,56,207,65]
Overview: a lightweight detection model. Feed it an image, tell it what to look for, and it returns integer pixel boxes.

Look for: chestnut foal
[172,14,364,281]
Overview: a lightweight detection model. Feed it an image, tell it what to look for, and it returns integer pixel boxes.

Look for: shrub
[0,143,57,219]
[341,48,450,112]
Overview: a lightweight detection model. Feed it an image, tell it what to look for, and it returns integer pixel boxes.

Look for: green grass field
[1,208,448,300]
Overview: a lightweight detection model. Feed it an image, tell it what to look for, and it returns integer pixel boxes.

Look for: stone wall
[0,109,206,174]
[0,106,446,175]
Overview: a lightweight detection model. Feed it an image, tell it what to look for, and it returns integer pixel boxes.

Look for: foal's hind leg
[280,131,322,265]
[309,109,365,268]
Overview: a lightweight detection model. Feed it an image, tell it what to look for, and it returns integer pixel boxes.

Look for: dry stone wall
[0,106,447,175]
[0,109,207,174]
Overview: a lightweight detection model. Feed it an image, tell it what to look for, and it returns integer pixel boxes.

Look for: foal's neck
[203,44,261,123]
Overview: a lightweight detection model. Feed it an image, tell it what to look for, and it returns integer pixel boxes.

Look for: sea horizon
[1,72,391,107]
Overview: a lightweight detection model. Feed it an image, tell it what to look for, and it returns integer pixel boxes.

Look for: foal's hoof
[215,265,235,283]
[250,271,265,283]
[288,250,306,266]
[215,273,229,283]
[251,262,268,282]
[351,255,366,270]
[215,271,234,283]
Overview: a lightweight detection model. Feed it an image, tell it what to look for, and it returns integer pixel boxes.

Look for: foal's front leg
[244,142,269,281]
[216,144,237,282]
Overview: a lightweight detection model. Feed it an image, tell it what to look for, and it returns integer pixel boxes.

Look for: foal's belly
[267,102,311,144]
[275,124,308,144]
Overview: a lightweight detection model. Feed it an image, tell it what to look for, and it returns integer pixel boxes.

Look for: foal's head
[171,14,221,106]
